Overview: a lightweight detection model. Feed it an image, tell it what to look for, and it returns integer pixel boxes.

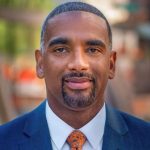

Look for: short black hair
[40,2,112,51]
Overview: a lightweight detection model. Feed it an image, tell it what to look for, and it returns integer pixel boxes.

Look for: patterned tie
[67,130,86,150]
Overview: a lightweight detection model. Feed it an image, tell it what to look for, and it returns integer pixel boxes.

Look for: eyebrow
[48,37,69,47]
[47,38,106,49]
[86,40,106,48]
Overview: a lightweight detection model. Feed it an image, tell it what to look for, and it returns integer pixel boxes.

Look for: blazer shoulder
[0,111,30,140]
[106,105,150,134]
[104,106,150,149]
[0,101,46,141]
[119,110,150,137]
[120,111,150,127]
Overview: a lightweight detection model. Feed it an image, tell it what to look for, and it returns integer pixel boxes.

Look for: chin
[63,93,96,110]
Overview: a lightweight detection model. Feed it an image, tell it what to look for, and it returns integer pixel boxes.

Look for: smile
[64,77,92,90]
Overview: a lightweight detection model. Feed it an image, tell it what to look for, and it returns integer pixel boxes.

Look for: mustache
[62,72,96,82]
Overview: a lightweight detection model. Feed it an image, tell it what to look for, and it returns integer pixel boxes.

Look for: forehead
[48,10,105,23]
[45,11,109,44]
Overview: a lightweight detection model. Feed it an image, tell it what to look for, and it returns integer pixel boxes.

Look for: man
[0,2,150,150]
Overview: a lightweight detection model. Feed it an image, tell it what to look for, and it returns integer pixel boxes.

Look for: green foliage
[0,0,56,58]
[0,0,55,11]
[0,20,40,58]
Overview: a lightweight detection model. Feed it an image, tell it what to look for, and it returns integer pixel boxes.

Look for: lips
[64,77,92,90]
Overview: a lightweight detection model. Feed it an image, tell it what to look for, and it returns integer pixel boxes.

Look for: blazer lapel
[17,101,132,150]
[19,101,53,150]
[102,105,128,150]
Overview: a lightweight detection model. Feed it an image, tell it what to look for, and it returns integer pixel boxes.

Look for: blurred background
[0,0,150,124]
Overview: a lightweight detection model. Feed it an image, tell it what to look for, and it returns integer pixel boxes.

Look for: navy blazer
[0,101,150,150]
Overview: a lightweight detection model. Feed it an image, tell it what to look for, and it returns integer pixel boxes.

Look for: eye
[87,47,100,54]
[54,47,68,53]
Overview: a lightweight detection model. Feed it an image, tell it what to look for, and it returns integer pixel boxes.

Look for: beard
[62,72,96,109]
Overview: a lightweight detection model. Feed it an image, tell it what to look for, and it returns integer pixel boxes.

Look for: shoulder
[106,104,150,137]
[119,110,150,148]
[0,101,46,141]
[113,108,150,146]
[119,110,150,132]
[0,111,31,140]
[106,105,150,132]
[105,105,150,149]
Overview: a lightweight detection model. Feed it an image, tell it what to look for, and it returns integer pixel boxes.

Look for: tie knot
[67,130,86,150]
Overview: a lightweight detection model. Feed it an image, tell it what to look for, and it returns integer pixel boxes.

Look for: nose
[68,49,89,71]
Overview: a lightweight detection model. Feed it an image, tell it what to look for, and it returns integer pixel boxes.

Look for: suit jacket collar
[102,105,129,150]
[20,101,129,150]
[20,101,52,150]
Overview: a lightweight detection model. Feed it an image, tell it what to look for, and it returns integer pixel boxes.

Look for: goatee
[62,72,96,108]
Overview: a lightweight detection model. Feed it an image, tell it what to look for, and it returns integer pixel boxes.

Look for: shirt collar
[46,100,106,150]
[80,103,106,149]
[46,101,74,149]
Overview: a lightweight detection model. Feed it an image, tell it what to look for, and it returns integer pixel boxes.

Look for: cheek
[43,64,62,98]
[93,57,110,74]
[92,59,110,86]
[43,56,67,88]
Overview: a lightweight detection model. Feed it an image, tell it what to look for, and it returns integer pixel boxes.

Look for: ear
[109,51,117,79]
[35,49,44,79]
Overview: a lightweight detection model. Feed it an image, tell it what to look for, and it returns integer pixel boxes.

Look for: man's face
[35,11,116,111]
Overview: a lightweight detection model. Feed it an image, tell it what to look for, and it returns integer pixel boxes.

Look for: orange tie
[67,130,86,150]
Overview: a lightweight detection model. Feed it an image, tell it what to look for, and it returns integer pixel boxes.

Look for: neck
[47,98,104,129]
